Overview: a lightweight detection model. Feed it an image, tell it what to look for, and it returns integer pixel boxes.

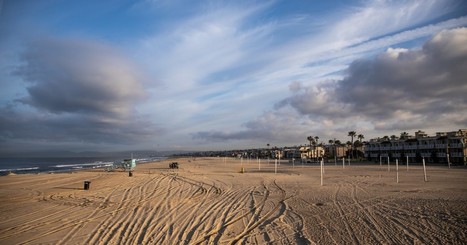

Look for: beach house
[364,129,467,165]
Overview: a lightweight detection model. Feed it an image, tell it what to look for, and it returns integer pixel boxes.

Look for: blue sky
[1,0,466,155]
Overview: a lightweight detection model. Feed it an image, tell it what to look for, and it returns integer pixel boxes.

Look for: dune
[0,157,466,244]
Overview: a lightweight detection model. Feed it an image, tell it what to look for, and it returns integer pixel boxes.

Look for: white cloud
[194,27,467,145]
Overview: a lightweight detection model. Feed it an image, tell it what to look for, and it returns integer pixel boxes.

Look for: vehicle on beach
[169,162,179,169]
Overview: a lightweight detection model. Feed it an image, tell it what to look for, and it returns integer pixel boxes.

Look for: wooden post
[241,157,244,173]
[423,157,427,182]
[387,156,390,172]
[396,159,399,183]
[342,157,345,169]
[406,155,409,171]
[275,159,277,174]
[447,154,451,169]
[320,159,323,186]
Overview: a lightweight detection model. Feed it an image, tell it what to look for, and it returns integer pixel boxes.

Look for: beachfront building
[284,147,301,159]
[324,144,350,159]
[298,146,325,160]
[364,129,467,165]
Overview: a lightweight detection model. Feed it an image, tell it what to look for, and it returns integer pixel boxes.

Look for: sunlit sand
[0,157,466,244]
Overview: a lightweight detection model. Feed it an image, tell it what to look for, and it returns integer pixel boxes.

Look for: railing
[418,144,435,149]
[404,145,418,150]
[451,152,464,157]
[420,153,431,157]
[436,152,446,157]
[405,153,416,157]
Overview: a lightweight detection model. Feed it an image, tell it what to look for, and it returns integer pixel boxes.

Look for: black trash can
[129,171,133,177]
[84,181,91,190]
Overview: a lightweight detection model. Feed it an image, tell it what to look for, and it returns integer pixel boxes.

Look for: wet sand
[0,157,466,244]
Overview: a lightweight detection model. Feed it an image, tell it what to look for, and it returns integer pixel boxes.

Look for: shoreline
[0,156,168,176]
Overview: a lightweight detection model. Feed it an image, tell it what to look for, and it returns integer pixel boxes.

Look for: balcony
[420,153,432,158]
[451,152,464,157]
[449,143,463,148]
[391,146,403,150]
[435,144,447,149]
[404,145,418,150]
[436,152,447,158]
[392,153,401,157]
[405,153,416,157]
[418,144,435,149]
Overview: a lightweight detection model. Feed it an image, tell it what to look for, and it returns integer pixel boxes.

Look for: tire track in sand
[85,174,169,244]
[349,182,393,244]
[332,183,359,244]
[228,180,287,245]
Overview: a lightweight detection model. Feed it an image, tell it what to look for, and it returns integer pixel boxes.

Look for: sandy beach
[0,157,466,244]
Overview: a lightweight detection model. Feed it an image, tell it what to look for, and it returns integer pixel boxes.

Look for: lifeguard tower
[123,158,136,171]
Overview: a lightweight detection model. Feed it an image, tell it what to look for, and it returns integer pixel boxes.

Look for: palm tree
[334,139,342,158]
[346,141,352,158]
[400,132,409,139]
[348,131,356,159]
[357,134,364,158]
[357,134,364,143]
[390,135,398,141]
[314,136,320,159]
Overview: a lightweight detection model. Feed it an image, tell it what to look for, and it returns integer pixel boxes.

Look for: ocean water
[0,156,166,176]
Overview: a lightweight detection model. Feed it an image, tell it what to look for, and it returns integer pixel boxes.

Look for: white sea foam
[0,167,40,172]
[53,162,114,168]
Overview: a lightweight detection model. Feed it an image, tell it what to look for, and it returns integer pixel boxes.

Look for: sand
[0,157,466,244]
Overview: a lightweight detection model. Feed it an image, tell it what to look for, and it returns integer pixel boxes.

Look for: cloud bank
[0,37,162,152]
[195,28,467,142]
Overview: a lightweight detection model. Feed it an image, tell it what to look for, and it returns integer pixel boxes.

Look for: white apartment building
[364,129,467,165]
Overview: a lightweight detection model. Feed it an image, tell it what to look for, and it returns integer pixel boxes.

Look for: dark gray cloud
[280,27,467,128]
[15,37,146,117]
[0,37,163,153]
[192,115,278,142]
